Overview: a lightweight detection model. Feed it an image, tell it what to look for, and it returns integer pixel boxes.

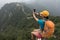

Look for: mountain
[0,2,32,29]
[0,2,60,40]
[0,2,33,35]
[0,2,34,40]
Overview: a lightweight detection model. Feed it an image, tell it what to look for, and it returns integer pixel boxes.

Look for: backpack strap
[44,21,50,32]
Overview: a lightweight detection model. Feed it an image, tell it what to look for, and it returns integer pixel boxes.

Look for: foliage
[0,3,60,40]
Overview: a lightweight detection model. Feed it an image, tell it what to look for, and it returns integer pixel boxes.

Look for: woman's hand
[33,11,39,15]
[36,13,39,15]
[33,12,39,21]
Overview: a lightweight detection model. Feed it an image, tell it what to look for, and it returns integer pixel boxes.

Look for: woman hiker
[31,9,55,40]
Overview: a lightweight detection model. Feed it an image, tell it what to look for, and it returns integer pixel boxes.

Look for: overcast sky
[0,0,32,8]
[0,0,60,16]
[0,0,59,9]
[0,0,60,8]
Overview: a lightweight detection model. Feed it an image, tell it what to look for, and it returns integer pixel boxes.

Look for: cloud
[0,0,21,8]
[0,0,60,9]
[0,0,35,8]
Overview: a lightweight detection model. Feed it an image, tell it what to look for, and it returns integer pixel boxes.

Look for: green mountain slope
[0,2,60,40]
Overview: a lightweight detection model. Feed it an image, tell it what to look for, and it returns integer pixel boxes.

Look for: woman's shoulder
[38,19,45,22]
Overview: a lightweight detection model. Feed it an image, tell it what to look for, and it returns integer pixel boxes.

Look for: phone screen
[33,9,36,12]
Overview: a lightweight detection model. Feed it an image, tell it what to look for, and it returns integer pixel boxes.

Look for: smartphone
[33,9,36,12]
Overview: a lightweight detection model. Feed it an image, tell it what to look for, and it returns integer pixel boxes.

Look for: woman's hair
[44,16,49,19]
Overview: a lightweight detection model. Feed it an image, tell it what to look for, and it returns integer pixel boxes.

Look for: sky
[0,0,60,9]
[0,0,60,10]
[0,0,60,8]
[0,0,34,7]
[0,0,60,16]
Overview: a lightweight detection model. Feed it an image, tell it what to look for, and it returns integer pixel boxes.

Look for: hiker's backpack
[44,20,55,32]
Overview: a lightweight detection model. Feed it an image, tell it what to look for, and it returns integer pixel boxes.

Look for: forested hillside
[0,2,60,40]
